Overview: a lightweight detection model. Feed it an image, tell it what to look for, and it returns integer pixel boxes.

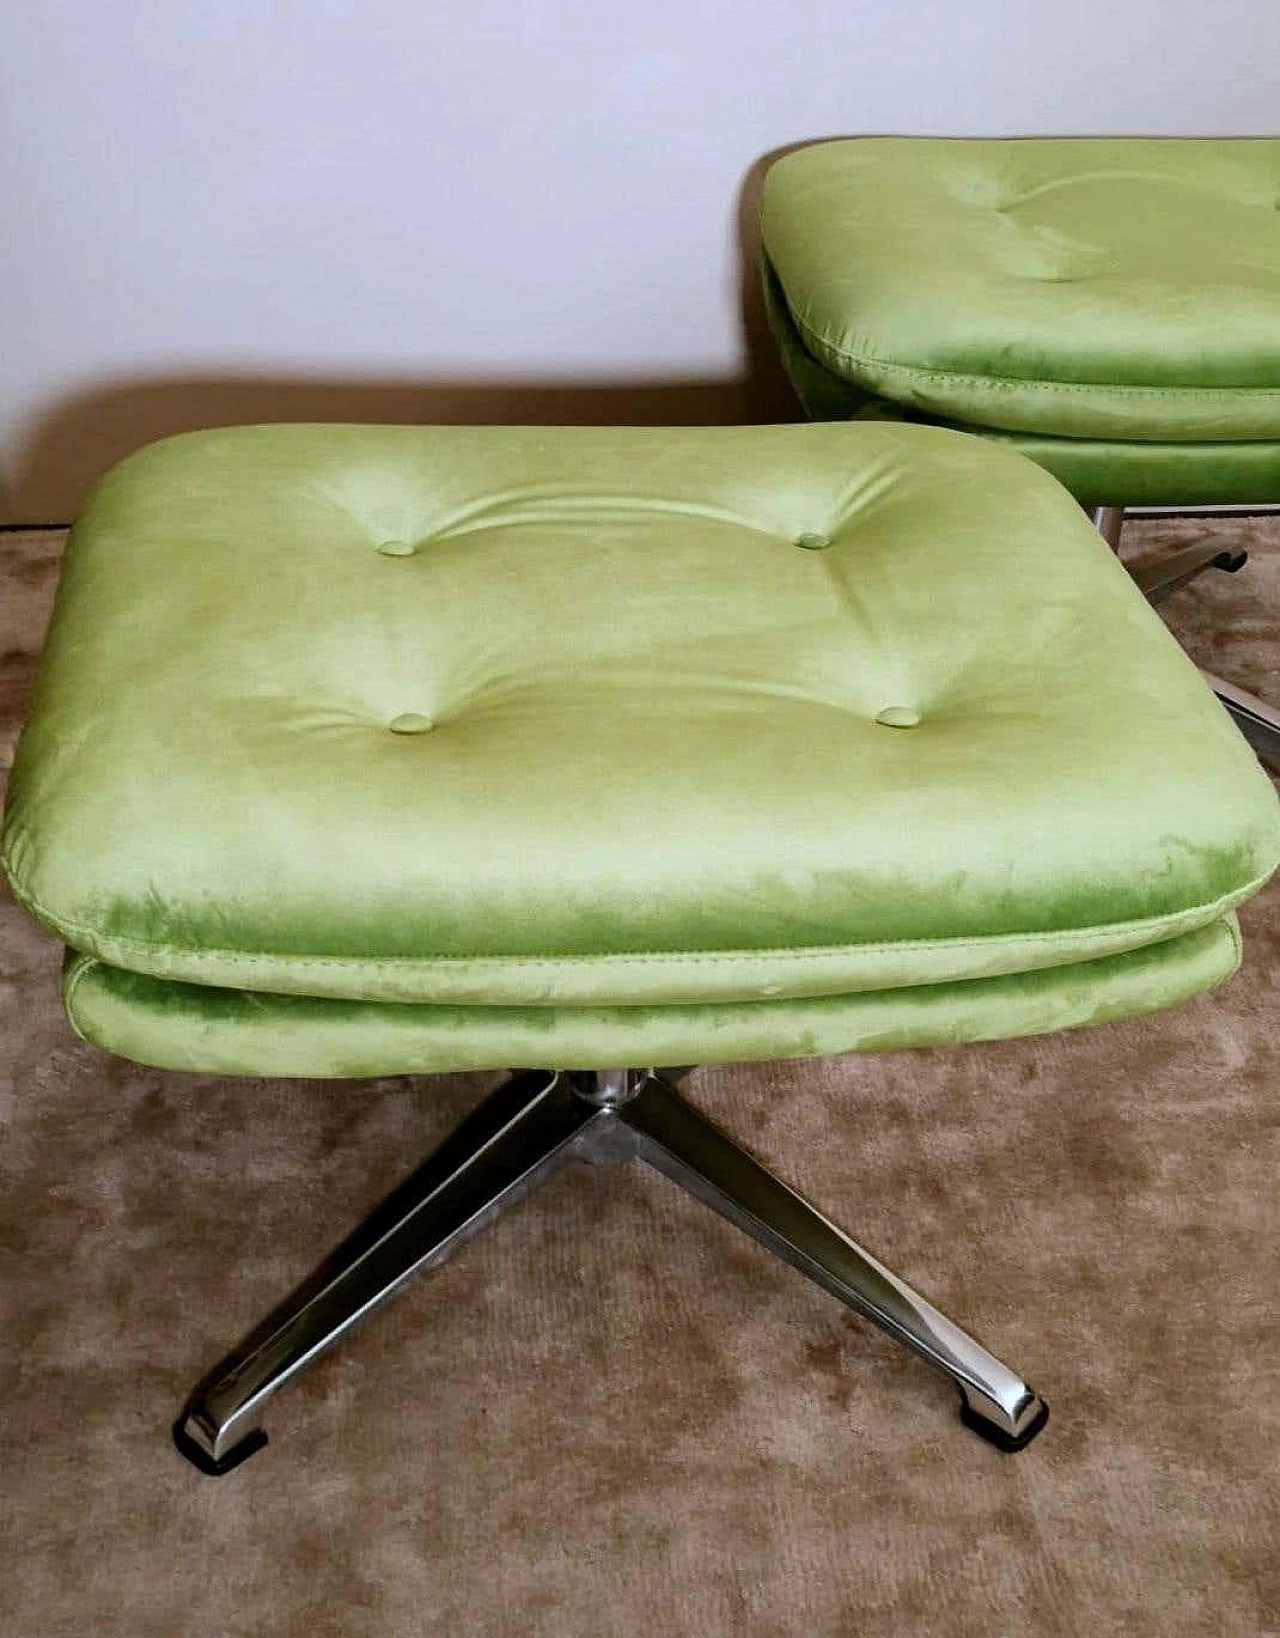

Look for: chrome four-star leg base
[173,1069,1048,1474]
[1089,505,1280,769]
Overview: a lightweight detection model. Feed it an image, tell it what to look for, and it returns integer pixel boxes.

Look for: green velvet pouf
[761,138,1280,504]
[3,422,1276,1073]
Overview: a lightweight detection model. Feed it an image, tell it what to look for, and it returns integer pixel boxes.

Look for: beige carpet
[2,517,1278,1638]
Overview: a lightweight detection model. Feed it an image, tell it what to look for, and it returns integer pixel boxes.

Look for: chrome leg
[1087,503,1280,771]
[1090,504,1125,550]
[1091,499,1251,599]
[616,1073,1049,1452]
[174,1069,599,1474]
[1128,540,1248,605]
[1201,669,1280,770]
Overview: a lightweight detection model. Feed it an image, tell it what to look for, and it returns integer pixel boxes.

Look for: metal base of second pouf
[1089,503,1280,768]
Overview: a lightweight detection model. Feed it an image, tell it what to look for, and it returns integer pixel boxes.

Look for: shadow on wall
[6,378,755,525]
[3,147,808,525]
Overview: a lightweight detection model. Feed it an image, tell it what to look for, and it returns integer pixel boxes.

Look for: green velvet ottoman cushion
[3,422,1277,1073]
[761,138,1280,501]
[761,138,1280,442]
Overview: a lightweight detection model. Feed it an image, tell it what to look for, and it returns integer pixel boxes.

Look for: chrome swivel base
[174,1068,1048,1473]
[1090,504,1280,769]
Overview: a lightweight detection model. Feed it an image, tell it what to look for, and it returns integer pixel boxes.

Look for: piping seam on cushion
[788,307,1280,400]
[1225,912,1244,974]
[57,921,1245,1047]
[60,951,98,1045]
[6,864,1271,973]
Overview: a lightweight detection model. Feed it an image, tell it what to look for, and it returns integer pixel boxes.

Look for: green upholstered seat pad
[761,138,1280,442]
[762,263,1280,504]
[4,423,1277,1007]
[62,918,1242,1077]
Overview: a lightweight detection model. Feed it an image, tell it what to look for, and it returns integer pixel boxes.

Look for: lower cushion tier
[763,260,1280,505]
[63,917,1240,1077]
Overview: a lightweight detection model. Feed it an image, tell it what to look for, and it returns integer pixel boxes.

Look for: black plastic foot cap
[960,1396,1049,1454]
[173,1417,268,1476]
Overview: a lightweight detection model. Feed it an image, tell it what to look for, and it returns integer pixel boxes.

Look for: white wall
[4,0,1279,519]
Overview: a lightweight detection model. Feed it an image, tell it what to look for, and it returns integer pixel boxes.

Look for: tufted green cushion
[3,422,1277,1071]
[761,138,1280,447]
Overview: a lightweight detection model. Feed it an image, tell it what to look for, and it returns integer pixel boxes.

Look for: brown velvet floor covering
[2,517,1278,1637]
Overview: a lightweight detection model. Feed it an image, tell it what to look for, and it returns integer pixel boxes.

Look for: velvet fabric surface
[4,423,1279,1067]
[762,261,1280,505]
[761,138,1280,442]
[760,138,1280,504]
[59,920,1242,1076]
[2,423,1277,1073]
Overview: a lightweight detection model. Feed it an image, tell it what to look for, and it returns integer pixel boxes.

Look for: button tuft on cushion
[388,713,435,734]
[377,540,418,557]
[795,532,830,550]
[875,706,921,729]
